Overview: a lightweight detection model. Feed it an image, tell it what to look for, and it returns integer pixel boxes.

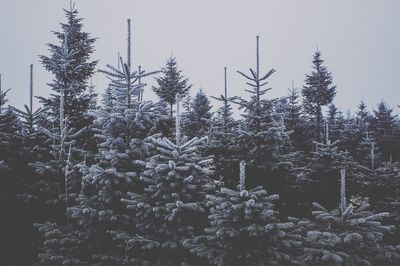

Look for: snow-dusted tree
[13,65,47,137]
[292,169,399,265]
[99,20,158,109]
[356,100,370,130]
[302,50,336,142]
[153,57,192,117]
[229,36,291,187]
[116,94,214,265]
[184,161,301,265]
[31,35,86,210]
[34,22,169,262]
[285,85,312,152]
[37,4,97,136]
[183,89,213,138]
[370,101,398,162]
[208,67,239,186]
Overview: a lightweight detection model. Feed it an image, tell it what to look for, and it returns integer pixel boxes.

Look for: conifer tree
[229,36,291,186]
[293,169,399,265]
[302,50,336,142]
[35,21,168,264]
[184,161,301,265]
[183,89,213,138]
[117,94,214,265]
[153,57,192,117]
[370,101,398,162]
[37,4,97,135]
[208,67,238,185]
[285,85,311,152]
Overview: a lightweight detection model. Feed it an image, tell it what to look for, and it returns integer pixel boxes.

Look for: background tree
[153,57,191,117]
[183,89,213,138]
[370,101,398,162]
[302,50,336,142]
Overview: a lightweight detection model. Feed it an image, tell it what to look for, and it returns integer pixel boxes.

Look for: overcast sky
[1,0,399,116]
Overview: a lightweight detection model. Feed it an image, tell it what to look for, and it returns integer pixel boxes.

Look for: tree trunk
[170,103,173,117]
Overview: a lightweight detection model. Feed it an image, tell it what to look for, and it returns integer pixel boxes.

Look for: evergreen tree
[302,50,336,142]
[293,169,399,265]
[356,100,370,130]
[118,94,214,265]
[153,57,192,117]
[285,86,311,152]
[183,89,213,138]
[37,4,97,152]
[370,101,398,162]
[230,36,291,187]
[208,67,238,186]
[184,161,301,265]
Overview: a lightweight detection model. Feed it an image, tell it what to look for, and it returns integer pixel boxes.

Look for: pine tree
[302,50,336,142]
[153,57,192,117]
[183,89,213,138]
[293,169,399,265]
[370,101,398,162]
[184,161,301,265]
[356,100,370,130]
[116,94,214,265]
[37,4,97,135]
[285,85,311,152]
[35,21,169,263]
[229,36,291,187]
[208,67,238,186]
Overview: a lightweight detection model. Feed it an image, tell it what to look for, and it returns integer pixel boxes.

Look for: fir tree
[183,89,213,138]
[208,67,238,186]
[37,4,97,135]
[153,57,192,117]
[293,169,399,265]
[370,101,398,162]
[184,161,301,265]
[118,94,214,265]
[302,50,336,142]
[229,36,291,187]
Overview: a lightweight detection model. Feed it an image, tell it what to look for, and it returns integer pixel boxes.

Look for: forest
[0,4,400,266]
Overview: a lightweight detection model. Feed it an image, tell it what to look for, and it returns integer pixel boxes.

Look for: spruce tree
[153,57,192,117]
[208,67,238,186]
[118,94,214,265]
[370,101,398,162]
[184,161,301,265]
[183,89,213,138]
[229,36,291,187]
[37,4,97,152]
[302,50,336,142]
[293,169,399,265]
[285,86,311,152]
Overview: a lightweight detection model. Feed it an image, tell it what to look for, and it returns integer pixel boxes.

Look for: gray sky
[1,0,400,116]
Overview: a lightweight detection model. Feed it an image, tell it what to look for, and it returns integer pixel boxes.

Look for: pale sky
[1,0,399,116]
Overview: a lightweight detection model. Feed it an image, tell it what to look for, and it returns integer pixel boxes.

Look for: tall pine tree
[302,50,336,142]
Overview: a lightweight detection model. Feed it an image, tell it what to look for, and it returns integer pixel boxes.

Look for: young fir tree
[302,50,336,142]
[37,4,97,153]
[285,85,312,152]
[183,89,213,138]
[292,169,399,265]
[35,20,167,264]
[153,57,192,117]
[370,101,398,162]
[208,67,238,185]
[115,94,214,265]
[184,161,302,265]
[229,36,291,188]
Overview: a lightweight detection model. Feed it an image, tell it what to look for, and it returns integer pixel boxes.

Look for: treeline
[0,5,400,266]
